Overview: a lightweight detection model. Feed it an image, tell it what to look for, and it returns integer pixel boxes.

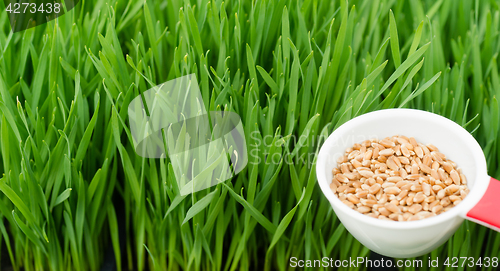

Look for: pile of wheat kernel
[330,135,469,221]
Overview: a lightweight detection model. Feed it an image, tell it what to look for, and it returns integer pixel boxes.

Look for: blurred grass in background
[0,0,499,270]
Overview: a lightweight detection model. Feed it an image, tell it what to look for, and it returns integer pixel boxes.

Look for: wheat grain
[330,135,469,221]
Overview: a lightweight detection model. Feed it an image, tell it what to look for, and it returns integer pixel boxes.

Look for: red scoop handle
[466,177,500,232]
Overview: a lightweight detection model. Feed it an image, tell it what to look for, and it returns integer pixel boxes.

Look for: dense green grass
[0,0,499,270]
